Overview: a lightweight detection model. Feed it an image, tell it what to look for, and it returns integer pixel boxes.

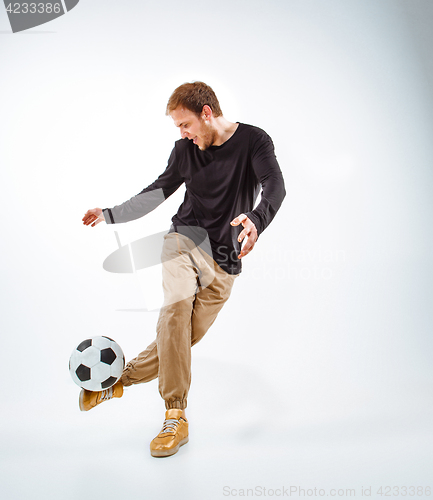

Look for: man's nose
[181,130,189,139]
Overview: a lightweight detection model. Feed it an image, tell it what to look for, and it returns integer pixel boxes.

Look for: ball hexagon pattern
[69,336,125,391]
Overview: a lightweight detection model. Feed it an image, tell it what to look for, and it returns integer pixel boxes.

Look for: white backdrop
[1,1,433,499]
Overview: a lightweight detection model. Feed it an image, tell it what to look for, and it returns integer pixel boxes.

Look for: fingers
[82,208,103,226]
[81,208,105,227]
[230,213,247,227]
[237,227,249,242]
[237,226,258,259]
[230,214,259,258]
[234,217,255,242]
[238,238,255,258]
[237,232,258,259]
[82,213,97,226]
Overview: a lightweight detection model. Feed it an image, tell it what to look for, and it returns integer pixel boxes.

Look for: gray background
[0,0,432,499]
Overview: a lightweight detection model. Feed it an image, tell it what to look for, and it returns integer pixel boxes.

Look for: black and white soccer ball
[69,336,125,391]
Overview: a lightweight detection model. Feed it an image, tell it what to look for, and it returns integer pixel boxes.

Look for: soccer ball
[69,336,125,391]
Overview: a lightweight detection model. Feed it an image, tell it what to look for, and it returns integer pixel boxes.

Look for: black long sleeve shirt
[103,123,286,274]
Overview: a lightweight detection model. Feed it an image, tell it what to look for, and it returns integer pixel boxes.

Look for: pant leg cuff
[165,399,187,410]
[120,372,133,387]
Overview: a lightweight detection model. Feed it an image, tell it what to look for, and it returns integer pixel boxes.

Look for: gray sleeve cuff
[102,208,114,224]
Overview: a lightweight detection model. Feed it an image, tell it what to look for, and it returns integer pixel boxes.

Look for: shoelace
[160,418,180,434]
[99,386,113,402]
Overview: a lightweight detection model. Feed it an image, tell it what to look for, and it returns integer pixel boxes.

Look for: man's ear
[202,105,212,121]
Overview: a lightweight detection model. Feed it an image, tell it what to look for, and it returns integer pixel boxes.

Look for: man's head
[166,81,223,118]
[166,82,223,151]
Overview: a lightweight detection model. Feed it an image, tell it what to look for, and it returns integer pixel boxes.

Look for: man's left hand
[230,214,258,259]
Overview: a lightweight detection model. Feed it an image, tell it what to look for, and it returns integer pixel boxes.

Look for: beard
[197,123,217,150]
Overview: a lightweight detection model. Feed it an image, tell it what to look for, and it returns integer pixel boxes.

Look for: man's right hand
[82,208,105,227]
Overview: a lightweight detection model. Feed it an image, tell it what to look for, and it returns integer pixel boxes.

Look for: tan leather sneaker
[150,409,189,457]
[79,381,123,411]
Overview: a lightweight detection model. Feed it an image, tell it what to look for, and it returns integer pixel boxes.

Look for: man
[82,81,286,457]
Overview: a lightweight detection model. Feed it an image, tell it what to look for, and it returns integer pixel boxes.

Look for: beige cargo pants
[120,232,239,409]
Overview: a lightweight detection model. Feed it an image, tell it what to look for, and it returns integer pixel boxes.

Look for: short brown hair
[166,81,223,117]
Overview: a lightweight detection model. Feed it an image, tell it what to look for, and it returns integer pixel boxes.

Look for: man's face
[170,107,216,151]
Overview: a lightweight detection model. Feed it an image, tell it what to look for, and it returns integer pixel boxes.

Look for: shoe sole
[150,436,189,458]
[79,390,86,412]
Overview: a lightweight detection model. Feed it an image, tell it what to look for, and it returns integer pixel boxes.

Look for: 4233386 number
[5,3,62,14]
[377,486,431,496]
